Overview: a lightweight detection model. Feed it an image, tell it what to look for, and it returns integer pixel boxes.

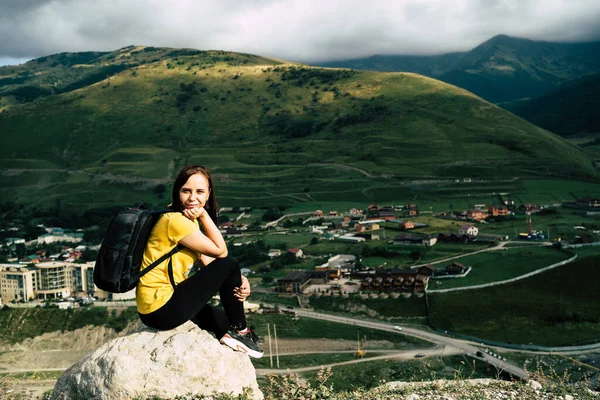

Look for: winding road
[256,308,530,379]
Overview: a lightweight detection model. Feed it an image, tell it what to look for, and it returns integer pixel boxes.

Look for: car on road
[393,326,402,331]
[476,351,485,357]
[414,353,425,358]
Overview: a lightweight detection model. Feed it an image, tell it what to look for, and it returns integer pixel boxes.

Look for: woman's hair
[171,165,218,223]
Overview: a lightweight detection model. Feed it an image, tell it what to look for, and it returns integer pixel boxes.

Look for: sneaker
[220,328,264,358]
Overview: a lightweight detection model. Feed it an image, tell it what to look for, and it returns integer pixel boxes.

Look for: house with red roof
[288,248,304,258]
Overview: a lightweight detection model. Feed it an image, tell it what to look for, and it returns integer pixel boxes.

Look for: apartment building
[0,261,97,302]
[0,264,37,303]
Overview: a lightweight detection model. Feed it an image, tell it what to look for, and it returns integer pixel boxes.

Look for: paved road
[265,212,314,227]
[287,309,530,380]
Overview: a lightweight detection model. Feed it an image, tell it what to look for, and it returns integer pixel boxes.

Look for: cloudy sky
[2,0,600,66]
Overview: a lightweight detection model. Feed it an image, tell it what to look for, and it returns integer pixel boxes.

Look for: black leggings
[139,255,246,338]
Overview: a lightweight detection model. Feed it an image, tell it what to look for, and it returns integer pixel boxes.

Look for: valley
[1,40,599,397]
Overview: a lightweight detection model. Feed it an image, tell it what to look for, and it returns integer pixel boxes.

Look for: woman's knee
[221,255,240,274]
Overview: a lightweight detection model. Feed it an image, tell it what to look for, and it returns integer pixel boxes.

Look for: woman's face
[179,173,210,210]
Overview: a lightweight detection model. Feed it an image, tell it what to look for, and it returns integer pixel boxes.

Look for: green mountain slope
[0,46,596,215]
[317,35,600,104]
[315,52,465,76]
[511,72,600,136]
[0,46,276,107]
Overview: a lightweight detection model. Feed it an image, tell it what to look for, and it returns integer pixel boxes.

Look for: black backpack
[94,207,182,293]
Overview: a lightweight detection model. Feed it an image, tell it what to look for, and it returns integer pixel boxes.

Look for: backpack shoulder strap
[135,209,192,290]
[135,244,183,281]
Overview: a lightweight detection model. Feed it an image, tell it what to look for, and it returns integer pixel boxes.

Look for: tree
[310,237,319,245]
[81,248,99,262]
[83,228,105,243]
[280,251,297,266]
[15,243,26,258]
[261,208,283,222]
[410,250,422,261]
[355,257,363,269]
[22,225,47,241]
[270,260,284,270]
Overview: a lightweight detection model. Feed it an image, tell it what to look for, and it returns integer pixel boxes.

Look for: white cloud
[0,57,32,67]
[1,0,599,62]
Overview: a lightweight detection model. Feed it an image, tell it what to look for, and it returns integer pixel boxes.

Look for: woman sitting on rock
[136,164,263,358]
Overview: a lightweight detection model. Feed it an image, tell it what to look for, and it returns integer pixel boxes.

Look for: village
[0,195,599,306]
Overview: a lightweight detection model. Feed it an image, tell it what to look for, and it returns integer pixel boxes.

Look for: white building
[111,287,136,301]
[315,254,356,272]
[327,254,355,268]
[37,232,84,245]
[3,237,25,247]
[458,224,479,237]
[268,249,282,258]
[336,235,365,243]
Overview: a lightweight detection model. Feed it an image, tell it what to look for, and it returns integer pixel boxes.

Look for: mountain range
[511,72,600,136]
[317,35,600,105]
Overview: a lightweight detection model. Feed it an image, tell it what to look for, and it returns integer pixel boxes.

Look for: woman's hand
[183,206,205,221]
[234,275,251,302]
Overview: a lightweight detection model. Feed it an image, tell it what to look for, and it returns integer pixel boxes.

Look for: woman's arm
[179,208,228,258]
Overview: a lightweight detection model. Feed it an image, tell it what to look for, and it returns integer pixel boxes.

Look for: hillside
[314,52,465,77]
[0,46,597,218]
[317,35,600,103]
[512,72,600,136]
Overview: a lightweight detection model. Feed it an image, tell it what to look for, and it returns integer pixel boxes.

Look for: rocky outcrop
[373,379,598,400]
[50,321,263,400]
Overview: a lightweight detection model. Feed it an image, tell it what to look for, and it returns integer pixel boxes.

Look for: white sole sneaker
[220,333,264,359]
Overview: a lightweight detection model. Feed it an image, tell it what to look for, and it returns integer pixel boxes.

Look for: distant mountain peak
[475,34,533,50]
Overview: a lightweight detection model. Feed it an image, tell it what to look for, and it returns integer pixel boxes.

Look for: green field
[246,313,431,349]
[251,352,378,369]
[431,246,572,289]
[428,255,600,346]
[308,295,428,320]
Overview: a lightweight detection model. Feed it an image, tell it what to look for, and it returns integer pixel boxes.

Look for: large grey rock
[50,321,263,400]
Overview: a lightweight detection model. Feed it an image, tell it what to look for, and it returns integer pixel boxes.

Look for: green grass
[301,355,505,392]
[432,247,571,289]
[259,233,315,248]
[246,313,431,349]
[0,371,64,380]
[251,352,379,369]
[0,306,138,344]
[308,295,428,319]
[502,242,547,247]
[496,350,600,384]
[428,255,600,346]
